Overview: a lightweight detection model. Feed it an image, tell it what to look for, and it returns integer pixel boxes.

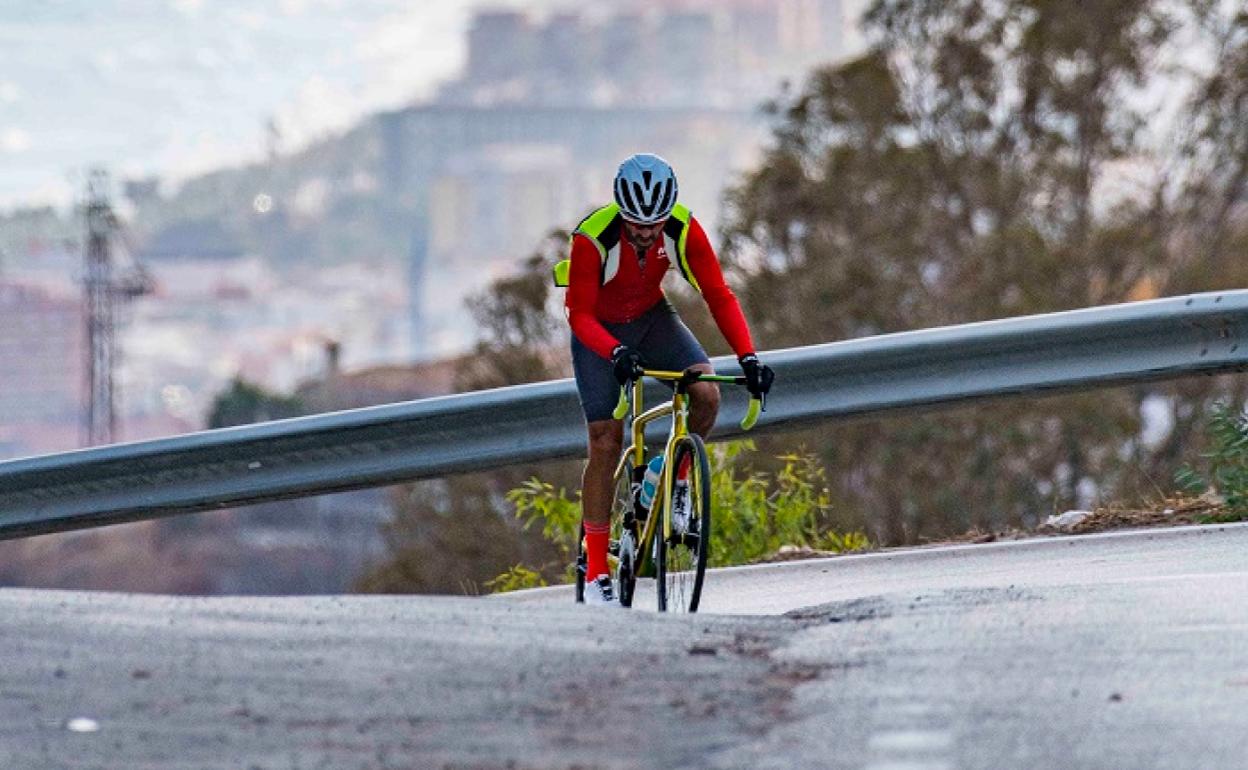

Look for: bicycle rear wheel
[577,462,639,606]
[574,522,586,603]
[655,433,711,613]
[611,462,640,607]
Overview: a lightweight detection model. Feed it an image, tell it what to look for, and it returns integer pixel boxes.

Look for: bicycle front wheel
[655,433,711,613]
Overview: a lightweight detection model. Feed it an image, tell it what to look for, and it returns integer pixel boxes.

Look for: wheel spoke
[657,434,710,613]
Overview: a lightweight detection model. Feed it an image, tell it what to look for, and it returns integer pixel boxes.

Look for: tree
[717,0,1248,544]
[1170,6,1248,273]
[207,376,307,428]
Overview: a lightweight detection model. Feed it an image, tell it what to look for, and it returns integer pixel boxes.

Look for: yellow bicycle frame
[611,368,760,563]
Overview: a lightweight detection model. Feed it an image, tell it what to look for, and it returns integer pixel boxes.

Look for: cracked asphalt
[2,523,1247,769]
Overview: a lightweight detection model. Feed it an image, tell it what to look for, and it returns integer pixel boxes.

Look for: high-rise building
[536,13,594,100]
[666,11,718,102]
[449,2,847,110]
[465,11,534,86]
[598,10,660,104]
[420,144,583,355]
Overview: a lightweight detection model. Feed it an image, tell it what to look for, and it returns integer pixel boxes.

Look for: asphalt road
[2,523,1247,769]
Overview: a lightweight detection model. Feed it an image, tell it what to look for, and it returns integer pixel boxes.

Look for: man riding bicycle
[562,153,774,606]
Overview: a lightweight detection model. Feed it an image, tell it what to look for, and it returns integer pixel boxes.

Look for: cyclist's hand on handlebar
[611,345,644,386]
[738,353,775,398]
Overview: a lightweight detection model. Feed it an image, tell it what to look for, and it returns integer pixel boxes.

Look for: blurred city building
[442,0,844,109]
[120,255,410,427]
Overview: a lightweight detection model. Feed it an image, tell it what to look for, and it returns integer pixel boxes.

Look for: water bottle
[638,454,664,511]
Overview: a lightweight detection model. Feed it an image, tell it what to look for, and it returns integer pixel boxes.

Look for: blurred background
[1,0,1245,595]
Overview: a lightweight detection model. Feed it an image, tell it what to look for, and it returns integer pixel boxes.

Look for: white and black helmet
[613,153,679,224]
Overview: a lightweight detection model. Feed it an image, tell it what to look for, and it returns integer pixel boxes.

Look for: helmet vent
[612,152,679,224]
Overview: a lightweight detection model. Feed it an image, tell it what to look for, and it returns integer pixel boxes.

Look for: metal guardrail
[1,291,1245,540]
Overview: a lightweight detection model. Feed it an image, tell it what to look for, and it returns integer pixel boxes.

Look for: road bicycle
[575,367,764,612]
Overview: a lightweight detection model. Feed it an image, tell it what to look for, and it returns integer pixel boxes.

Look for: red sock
[676,452,691,482]
[584,521,610,581]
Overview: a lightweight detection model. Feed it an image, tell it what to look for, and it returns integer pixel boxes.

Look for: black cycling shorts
[571,299,711,423]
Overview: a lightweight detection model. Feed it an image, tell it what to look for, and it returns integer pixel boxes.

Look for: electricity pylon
[83,169,151,446]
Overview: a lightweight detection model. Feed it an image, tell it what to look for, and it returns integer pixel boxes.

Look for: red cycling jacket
[564,215,755,360]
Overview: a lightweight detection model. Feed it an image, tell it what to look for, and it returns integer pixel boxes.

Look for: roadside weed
[1175,402,1248,522]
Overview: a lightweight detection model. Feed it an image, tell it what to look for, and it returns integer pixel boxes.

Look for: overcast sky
[0,0,567,210]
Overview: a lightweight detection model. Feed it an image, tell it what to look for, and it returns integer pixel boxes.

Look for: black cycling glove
[611,345,644,386]
[738,353,775,398]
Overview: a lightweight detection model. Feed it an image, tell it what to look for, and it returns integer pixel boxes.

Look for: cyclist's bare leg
[686,362,720,439]
[583,419,623,528]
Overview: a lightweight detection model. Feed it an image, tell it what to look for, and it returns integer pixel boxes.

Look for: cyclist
[564,153,774,606]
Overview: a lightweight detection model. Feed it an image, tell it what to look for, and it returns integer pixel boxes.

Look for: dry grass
[756,495,1236,563]
[1065,496,1225,534]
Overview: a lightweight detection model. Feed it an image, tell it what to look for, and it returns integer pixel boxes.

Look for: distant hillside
[131,120,407,271]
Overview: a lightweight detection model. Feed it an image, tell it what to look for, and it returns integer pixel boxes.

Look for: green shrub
[708,442,869,566]
[483,564,548,593]
[1175,402,1248,521]
[502,478,582,584]
[488,442,870,592]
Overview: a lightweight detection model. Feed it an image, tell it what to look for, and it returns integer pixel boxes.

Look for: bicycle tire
[655,433,711,613]
[611,464,639,607]
[574,522,585,603]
